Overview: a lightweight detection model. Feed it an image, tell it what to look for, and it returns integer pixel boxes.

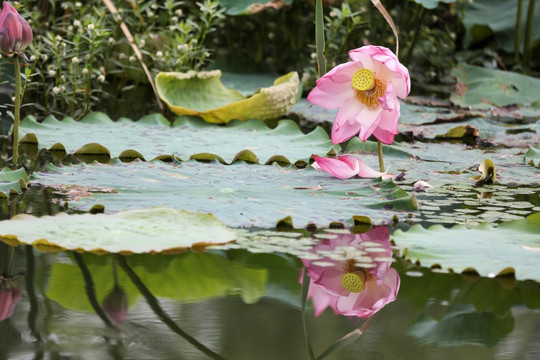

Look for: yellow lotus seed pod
[351,69,375,91]
[341,273,364,293]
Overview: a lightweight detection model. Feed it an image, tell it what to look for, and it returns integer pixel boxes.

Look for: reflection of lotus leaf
[46,251,267,312]
[156,70,300,124]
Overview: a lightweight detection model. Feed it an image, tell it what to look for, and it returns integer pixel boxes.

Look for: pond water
[2,242,540,360]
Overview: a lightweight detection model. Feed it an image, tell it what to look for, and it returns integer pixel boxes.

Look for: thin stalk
[371,0,399,57]
[523,0,536,71]
[405,6,425,67]
[377,140,384,173]
[515,0,523,63]
[25,246,42,341]
[116,255,226,360]
[315,0,326,77]
[301,269,315,360]
[12,57,21,167]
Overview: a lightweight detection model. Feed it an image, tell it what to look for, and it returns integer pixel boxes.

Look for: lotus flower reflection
[312,154,394,180]
[301,227,400,318]
[307,45,410,145]
[102,284,128,325]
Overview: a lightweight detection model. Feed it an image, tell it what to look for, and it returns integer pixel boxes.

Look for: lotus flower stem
[12,56,21,167]
[377,140,385,173]
[523,0,536,72]
[25,245,42,341]
[405,5,425,67]
[515,0,523,63]
[315,0,326,78]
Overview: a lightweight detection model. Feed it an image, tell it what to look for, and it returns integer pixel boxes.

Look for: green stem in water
[377,140,385,173]
[315,0,326,78]
[13,57,21,167]
[523,0,536,72]
[515,0,523,64]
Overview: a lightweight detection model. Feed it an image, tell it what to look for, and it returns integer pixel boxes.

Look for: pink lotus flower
[312,154,394,180]
[102,285,128,325]
[0,276,21,321]
[307,45,410,145]
[301,227,400,318]
[0,1,33,57]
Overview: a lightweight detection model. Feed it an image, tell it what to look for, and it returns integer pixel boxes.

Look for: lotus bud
[102,285,128,325]
[0,276,22,321]
[0,1,33,58]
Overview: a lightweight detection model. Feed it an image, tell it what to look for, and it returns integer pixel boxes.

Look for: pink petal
[331,97,365,144]
[372,100,400,144]
[378,81,397,111]
[307,61,359,110]
[338,155,390,179]
[356,107,383,142]
[349,45,410,99]
[308,282,339,316]
[312,155,358,179]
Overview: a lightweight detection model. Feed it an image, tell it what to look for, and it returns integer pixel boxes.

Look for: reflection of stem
[116,255,226,360]
[25,245,42,342]
[73,252,116,330]
[112,257,118,286]
[13,57,21,167]
[377,140,385,173]
[301,269,315,360]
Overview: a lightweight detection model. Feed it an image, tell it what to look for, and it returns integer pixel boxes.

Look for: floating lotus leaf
[460,0,540,51]
[0,207,236,254]
[392,212,540,282]
[451,64,540,108]
[156,70,299,123]
[30,160,417,229]
[17,112,337,164]
[0,167,29,197]
[526,145,540,166]
[46,251,267,312]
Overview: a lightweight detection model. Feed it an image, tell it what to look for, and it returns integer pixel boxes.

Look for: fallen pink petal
[307,45,410,145]
[312,154,396,180]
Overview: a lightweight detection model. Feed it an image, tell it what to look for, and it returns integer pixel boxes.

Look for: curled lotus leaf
[0,168,29,198]
[156,70,300,124]
[525,145,540,167]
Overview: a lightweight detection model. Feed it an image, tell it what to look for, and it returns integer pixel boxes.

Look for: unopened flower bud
[0,1,33,57]
[102,285,128,325]
[0,277,21,321]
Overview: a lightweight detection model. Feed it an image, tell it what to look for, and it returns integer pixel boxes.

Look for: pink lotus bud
[102,285,128,325]
[0,276,22,321]
[0,1,33,57]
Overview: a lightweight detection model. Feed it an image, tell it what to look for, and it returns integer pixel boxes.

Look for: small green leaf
[0,167,29,197]
[525,145,540,166]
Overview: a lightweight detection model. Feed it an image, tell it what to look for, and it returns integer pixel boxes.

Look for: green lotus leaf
[46,251,267,312]
[156,70,299,124]
[30,160,417,229]
[392,212,540,282]
[411,0,456,10]
[217,0,292,15]
[451,64,540,108]
[0,207,236,254]
[460,0,540,51]
[18,112,336,164]
[0,167,29,197]
[526,145,540,166]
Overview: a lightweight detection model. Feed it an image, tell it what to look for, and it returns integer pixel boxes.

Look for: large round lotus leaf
[392,212,540,282]
[451,64,540,108]
[46,251,267,312]
[30,160,417,228]
[17,112,337,164]
[0,207,236,254]
[0,167,29,197]
[345,139,540,226]
[156,70,299,123]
